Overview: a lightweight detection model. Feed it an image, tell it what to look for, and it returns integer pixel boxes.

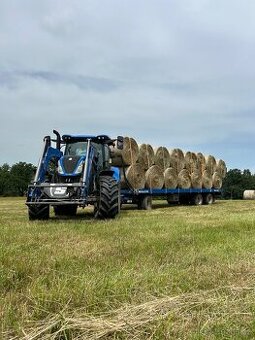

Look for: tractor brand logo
[50,187,68,196]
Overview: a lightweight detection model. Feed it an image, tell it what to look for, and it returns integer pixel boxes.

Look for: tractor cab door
[92,143,111,171]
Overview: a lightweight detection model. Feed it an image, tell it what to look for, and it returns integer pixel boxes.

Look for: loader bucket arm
[34,142,62,184]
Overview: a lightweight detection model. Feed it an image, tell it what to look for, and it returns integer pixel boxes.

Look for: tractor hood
[58,155,85,176]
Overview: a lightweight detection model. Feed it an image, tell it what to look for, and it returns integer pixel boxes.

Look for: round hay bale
[202,170,213,189]
[184,151,198,173]
[177,169,191,189]
[205,155,217,176]
[120,164,145,189]
[111,137,139,166]
[169,148,185,174]
[191,169,202,188]
[138,144,155,170]
[196,152,206,174]
[145,165,164,189]
[212,171,222,189]
[243,190,255,200]
[122,136,139,165]
[164,167,178,189]
[216,159,227,178]
[109,146,122,166]
[154,147,170,170]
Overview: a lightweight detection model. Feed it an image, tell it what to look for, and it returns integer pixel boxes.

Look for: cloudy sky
[1,0,255,170]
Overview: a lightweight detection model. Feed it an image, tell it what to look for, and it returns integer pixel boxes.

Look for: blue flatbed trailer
[121,188,221,209]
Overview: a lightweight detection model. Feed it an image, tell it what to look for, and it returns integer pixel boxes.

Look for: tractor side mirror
[117,136,124,150]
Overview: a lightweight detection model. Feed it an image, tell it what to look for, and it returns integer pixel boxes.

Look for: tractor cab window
[104,145,110,163]
[65,142,87,157]
[92,143,103,166]
[92,143,110,168]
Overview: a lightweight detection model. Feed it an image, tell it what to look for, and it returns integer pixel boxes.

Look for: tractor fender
[100,167,120,182]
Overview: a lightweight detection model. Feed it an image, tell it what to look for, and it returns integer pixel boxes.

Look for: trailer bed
[121,188,221,209]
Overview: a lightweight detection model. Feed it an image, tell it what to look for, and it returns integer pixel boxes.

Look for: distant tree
[0,163,11,195]
[9,162,36,196]
[242,169,255,188]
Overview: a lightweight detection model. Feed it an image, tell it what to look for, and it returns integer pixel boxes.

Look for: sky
[1,0,255,171]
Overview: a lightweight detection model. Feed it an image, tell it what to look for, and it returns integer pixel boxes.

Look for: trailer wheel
[191,194,203,206]
[54,205,77,216]
[28,204,49,220]
[204,193,214,205]
[94,176,120,219]
[138,196,152,210]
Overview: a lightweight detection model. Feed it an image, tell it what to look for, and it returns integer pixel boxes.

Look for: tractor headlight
[57,162,64,175]
[74,162,84,174]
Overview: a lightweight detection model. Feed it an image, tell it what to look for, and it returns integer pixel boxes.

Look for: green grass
[1,198,255,339]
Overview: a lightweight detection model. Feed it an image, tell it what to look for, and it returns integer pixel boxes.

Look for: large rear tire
[54,205,77,216]
[94,176,120,219]
[28,205,50,220]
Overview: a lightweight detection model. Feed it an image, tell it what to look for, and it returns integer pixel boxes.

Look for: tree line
[221,169,255,199]
[0,162,254,198]
[0,162,36,196]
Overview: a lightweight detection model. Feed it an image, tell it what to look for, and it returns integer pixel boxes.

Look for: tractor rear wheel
[94,176,120,219]
[28,204,50,220]
[54,205,77,216]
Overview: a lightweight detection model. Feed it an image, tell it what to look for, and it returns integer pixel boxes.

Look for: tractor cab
[57,134,115,182]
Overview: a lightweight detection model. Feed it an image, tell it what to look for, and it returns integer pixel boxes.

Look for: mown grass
[1,198,255,339]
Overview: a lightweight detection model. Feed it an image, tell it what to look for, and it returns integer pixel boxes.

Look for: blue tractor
[26,130,123,220]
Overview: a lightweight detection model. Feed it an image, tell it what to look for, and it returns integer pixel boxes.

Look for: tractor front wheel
[28,204,50,220]
[94,176,120,219]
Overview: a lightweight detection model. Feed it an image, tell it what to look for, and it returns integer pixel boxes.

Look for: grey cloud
[0,71,120,92]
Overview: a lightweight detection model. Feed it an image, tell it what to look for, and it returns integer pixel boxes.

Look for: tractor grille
[62,156,80,174]
[58,175,81,183]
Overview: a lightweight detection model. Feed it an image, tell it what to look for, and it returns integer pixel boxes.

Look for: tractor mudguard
[111,166,120,182]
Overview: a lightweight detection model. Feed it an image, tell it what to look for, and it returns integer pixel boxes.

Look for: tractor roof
[62,134,113,144]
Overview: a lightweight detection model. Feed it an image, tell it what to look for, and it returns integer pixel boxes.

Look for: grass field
[1,198,255,339]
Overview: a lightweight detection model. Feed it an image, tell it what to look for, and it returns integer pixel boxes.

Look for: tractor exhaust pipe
[53,130,61,150]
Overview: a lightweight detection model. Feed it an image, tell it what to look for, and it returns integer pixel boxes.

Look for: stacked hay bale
[111,137,145,189]
[110,136,227,190]
[164,167,178,189]
[170,148,185,174]
[138,144,155,170]
[145,165,164,189]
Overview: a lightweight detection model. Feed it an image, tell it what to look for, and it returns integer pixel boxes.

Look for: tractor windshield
[64,142,87,157]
